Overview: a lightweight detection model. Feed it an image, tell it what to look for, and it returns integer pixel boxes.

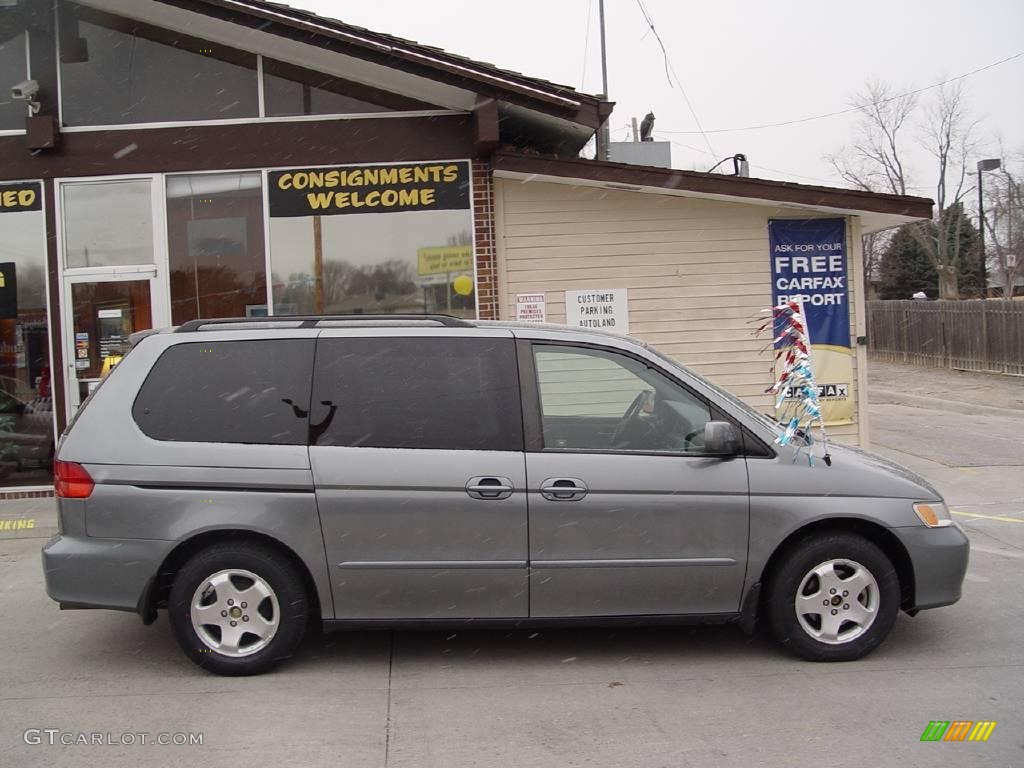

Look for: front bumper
[42,533,171,613]
[892,523,970,610]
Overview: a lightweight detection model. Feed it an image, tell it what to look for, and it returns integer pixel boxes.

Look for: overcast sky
[291,0,1023,199]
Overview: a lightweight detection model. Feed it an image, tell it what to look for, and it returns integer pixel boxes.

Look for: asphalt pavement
[0,362,1022,768]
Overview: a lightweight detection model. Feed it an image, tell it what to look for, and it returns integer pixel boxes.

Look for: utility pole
[978,159,1001,297]
[596,0,610,161]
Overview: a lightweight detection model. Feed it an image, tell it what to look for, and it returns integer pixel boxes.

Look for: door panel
[525,342,750,617]
[312,447,527,618]
[308,331,528,619]
[527,452,748,616]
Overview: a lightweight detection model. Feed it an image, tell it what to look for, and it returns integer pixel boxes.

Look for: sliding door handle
[466,476,514,500]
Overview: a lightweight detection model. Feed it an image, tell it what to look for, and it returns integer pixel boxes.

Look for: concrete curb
[870,387,1024,419]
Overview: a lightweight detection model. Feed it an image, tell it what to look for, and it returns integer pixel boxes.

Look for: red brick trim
[472,159,498,320]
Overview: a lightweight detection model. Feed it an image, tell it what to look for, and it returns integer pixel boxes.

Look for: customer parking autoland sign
[770,218,854,426]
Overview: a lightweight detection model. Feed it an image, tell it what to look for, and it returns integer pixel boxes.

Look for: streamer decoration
[753,299,831,466]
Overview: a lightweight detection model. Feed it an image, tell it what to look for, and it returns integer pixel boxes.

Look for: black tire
[765,532,900,662]
[168,541,309,676]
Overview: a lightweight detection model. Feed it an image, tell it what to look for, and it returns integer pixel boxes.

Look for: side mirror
[704,421,741,456]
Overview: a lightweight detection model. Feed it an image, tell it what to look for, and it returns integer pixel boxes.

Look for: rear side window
[132,340,315,444]
[310,337,523,451]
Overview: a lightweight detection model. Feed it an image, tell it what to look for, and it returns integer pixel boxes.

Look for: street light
[978,158,1002,297]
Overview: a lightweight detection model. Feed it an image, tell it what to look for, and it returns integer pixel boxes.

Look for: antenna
[596,0,611,160]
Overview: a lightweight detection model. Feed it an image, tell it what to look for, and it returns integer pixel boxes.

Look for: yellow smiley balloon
[453,274,474,296]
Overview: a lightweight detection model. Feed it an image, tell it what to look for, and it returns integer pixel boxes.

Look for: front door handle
[540,477,589,501]
[466,476,514,500]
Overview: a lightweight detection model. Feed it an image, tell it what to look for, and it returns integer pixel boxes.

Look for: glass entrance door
[58,176,169,414]
[67,278,155,408]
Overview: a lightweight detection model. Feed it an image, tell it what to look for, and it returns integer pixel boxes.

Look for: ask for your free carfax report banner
[769,218,854,426]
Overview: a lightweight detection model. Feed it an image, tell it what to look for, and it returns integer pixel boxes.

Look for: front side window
[132,340,314,444]
[310,337,522,451]
[533,345,712,453]
[58,1,258,126]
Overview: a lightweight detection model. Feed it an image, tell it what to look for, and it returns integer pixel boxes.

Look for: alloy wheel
[794,558,880,645]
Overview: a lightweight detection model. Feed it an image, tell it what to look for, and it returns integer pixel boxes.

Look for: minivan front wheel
[168,542,308,675]
[766,532,900,662]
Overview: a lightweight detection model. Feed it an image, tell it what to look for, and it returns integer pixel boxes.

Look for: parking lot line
[952,510,1024,524]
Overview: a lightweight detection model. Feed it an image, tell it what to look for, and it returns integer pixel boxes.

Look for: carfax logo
[781,383,849,400]
[920,721,997,742]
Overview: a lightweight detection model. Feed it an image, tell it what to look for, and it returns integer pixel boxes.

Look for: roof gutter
[491,151,934,221]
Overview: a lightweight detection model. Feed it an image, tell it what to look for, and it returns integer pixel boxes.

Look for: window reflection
[262,59,433,117]
[62,180,154,268]
[58,1,258,126]
[269,210,475,317]
[0,185,54,487]
[0,31,27,130]
[166,173,267,324]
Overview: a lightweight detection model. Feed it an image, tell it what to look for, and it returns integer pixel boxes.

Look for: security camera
[11,80,39,101]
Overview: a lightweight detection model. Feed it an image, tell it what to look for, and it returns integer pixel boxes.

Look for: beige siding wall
[495,179,863,445]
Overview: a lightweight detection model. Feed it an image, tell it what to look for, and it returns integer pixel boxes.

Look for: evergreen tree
[878,225,938,299]
[947,203,983,297]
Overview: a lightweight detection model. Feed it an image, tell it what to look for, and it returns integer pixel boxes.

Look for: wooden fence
[867,300,1024,375]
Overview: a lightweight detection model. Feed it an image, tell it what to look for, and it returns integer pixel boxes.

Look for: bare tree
[828,80,981,299]
[910,81,980,298]
[826,80,917,294]
[983,153,1024,298]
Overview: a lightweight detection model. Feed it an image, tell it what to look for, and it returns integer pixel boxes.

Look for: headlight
[914,501,953,528]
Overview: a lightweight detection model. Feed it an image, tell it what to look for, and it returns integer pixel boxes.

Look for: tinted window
[166,172,267,324]
[311,337,522,451]
[58,2,258,126]
[533,345,712,453]
[0,31,27,130]
[133,340,314,444]
[263,59,412,117]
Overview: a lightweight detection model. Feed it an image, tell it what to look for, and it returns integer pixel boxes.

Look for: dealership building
[0,0,931,492]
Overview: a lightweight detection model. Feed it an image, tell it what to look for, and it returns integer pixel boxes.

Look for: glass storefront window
[166,172,267,324]
[62,180,154,268]
[0,29,27,130]
[0,182,54,487]
[263,59,430,117]
[266,162,475,317]
[58,1,258,127]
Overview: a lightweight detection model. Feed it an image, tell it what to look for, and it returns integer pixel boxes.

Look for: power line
[579,0,593,91]
[633,0,716,157]
[659,50,1024,135]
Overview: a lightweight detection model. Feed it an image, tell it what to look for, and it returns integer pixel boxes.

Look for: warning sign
[515,293,546,323]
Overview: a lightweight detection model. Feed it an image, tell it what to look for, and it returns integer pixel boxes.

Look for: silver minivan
[43,315,969,675]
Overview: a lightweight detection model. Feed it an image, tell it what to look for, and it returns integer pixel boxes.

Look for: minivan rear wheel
[168,542,308,676]
[765,532,900,662]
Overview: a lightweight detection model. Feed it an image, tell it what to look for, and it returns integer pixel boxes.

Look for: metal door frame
[55,174,171,415]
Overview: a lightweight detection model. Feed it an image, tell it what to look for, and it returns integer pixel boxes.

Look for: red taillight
[54,460,95,499]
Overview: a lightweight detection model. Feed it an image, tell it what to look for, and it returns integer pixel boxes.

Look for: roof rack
[174,314,475,333]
